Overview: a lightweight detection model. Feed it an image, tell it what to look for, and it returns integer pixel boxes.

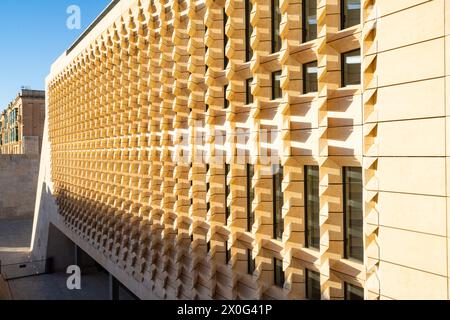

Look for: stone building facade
[33,0,450,300]
[0,89,45,155]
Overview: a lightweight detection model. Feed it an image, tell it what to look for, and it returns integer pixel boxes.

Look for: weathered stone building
[29,0,450,300]
[0,89,45,155]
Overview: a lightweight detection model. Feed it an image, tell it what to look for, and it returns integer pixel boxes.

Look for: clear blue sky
[0,0,111,108]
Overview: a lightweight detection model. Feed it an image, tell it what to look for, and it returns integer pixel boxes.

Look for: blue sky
[0,0,111,108]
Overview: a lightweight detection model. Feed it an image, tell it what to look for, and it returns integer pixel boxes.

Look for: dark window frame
[223,8,229,68]
[273,258,285,288]
[247,163,255,232]
[273,165,284,241]
[271,0,281,53]
[246,78,254,105]
[341,0,361,30]
[343,166,364,262]
[247,249,255,275]
[344,282,364,300]
[302,61,318,94]
[272,70,282,100]
[341,49,361,87]
[225,241,231,264]
[302,0,317,43]
[305,269,321,300]
[224,85,229,109]
[245,0,253,62]
[304,165,320,249]
[225,163,231,222]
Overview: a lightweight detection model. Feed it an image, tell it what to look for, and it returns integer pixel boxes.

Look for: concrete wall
[0,154,39,219]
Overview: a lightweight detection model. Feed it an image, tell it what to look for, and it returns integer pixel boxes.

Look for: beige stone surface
[374,78,445,122]
[377,157,446,196]
[377,38,445,87]
[377,0,444,52]
[376,118,446,157]
[378,191,447,236]
[379,261,447,300]
[378,226,447,276]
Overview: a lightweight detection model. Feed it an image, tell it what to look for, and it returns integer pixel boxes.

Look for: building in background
[0,89,45,155]
[29,0,450,300]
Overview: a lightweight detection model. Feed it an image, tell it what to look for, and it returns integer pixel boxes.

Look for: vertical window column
[343,167,363,262]
[341,0,361,30]
[225,163,230,222]
[272,71,282,100]
[273,258,285,288]
[302,61,318,94]
[247,249,255,275]
[341,49,361,87]
[246,78,253,105]
[223,8,228,68]
[306,269,321,299]
[247,164,255,232]
[245,0,253,61]
[344,282,364,300]
[273,165,284,241]
[271,0,281,53]
[302,0,317,42]
[305,165,320,249]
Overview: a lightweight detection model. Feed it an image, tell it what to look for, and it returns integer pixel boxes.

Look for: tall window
[246,78,254,105]
[273,165,284,240]
[247,249,255,275]
[223,9,228,68]
[225,163,231,221]
[247,164,255,232]
[224,85,229,109]
[271,0,281,53]
[206,164,210,212]
[245,0,253,61]
[272,71,282,100]
[225,241,231,264]
[305,165,320,249]
[303,61,318,94]
[306,269,321,299]
[345,282,364,300]
[273,258,285,288]
[302,0,317,42]
[341,0,361,30]
[343,167,363,262]
[341,49,361,87]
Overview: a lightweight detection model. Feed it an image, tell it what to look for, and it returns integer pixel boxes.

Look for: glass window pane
[344,167,363,262]
[246,78,253,105]
[225,241,230,264]
[272,71,282,99]
[342,49,361,87]
[245,0,253,61]
[273,165,284,240]
[342,0,361,29]
[303,0,317,42]
[306,269,321,300]
[272,0,281,53]
[225,163,230,221]
[223,9,228,68]
[247,164,255,231]
[303,61,318,93]
[274,258,285,287]
[345,283,364,300]
[224,85,229,109]
[305,165,320,249]
[247,249,255,274]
